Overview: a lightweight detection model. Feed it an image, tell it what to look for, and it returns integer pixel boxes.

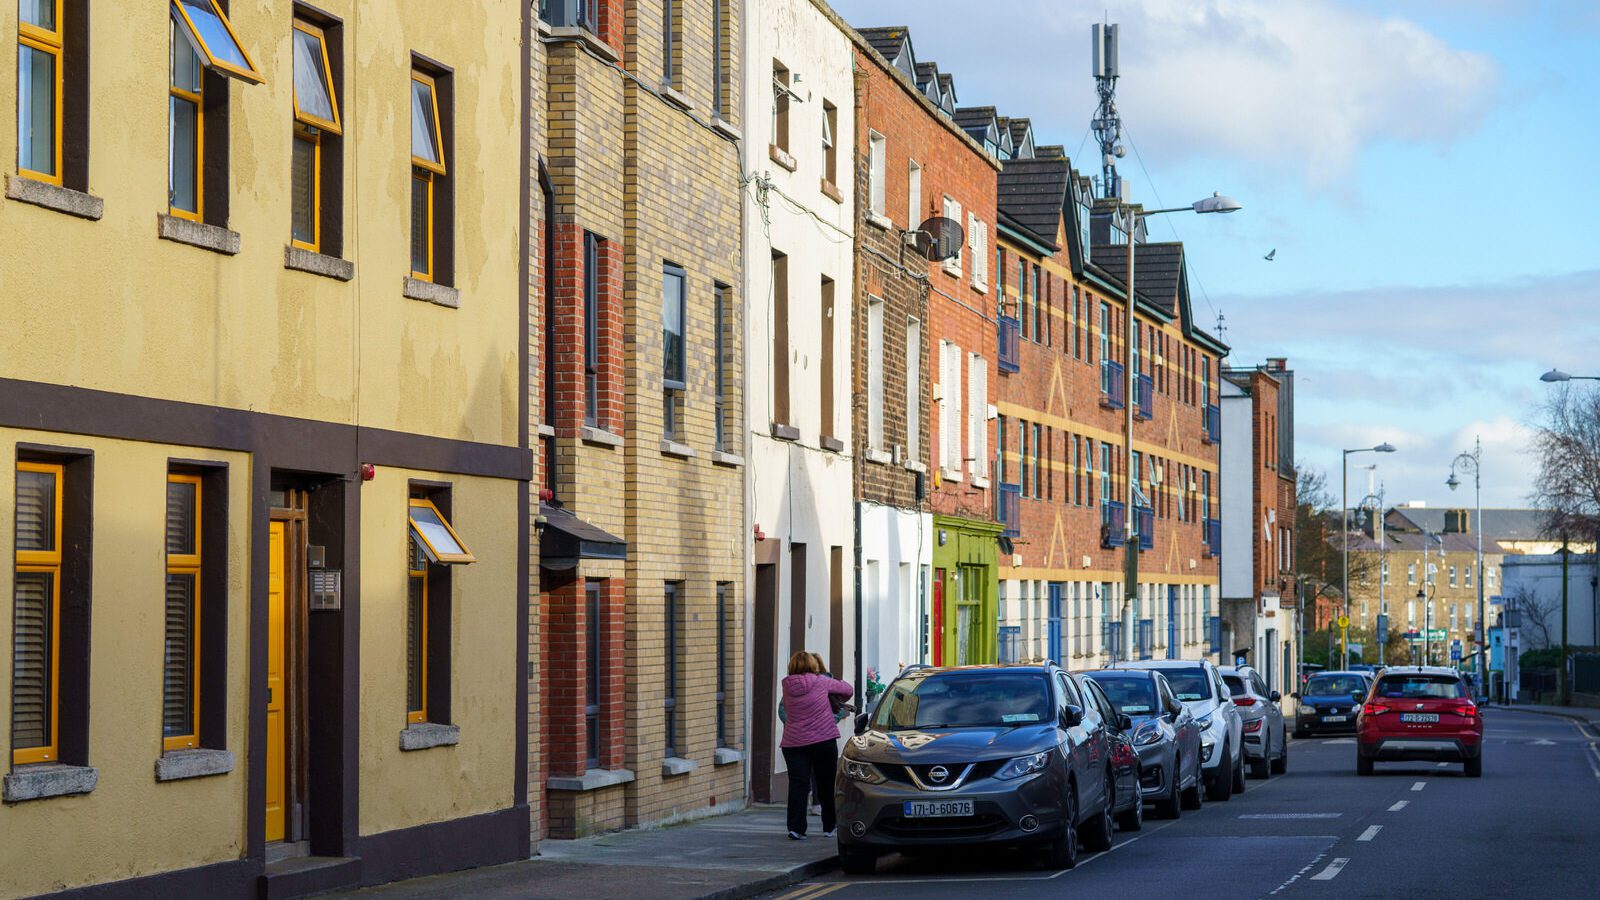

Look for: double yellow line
[774,882,849,900]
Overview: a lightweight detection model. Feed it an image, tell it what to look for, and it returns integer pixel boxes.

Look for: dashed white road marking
[1530,739,1557,746]
[1239,813,1341,820]
[1310,858,1350,881]
[1410,781,1426,791]
[1388,800,1409,811]
[1436,761,1450,767]
[1357,825,1382,842]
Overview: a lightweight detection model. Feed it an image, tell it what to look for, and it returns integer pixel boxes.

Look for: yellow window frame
[168,35,205,223]
[163,473,203,752]
[409,71,445,175]
[14,461,64,767]
[17,0,64,185]
[290,124,321,252]
[291,20,340,133]
[407,560,427,724]
[170,0,264,85]
[410,166,434,281]
[407,497,475,564]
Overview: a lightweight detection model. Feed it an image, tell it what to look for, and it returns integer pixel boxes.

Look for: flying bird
[1263,249,1276,261]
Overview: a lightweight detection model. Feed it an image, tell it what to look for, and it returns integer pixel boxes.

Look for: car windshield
[1375,675,1466,700]
[1159,668,1212,701]
[1306,675,1367,696]
[1223,675,1248,697]
[1086,674,1157,715]
[871,671,1053,730]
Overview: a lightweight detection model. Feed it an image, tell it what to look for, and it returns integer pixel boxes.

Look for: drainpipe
[853,497,863,709]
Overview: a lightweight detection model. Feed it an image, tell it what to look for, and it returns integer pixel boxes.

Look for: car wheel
[1356,753,1373,776]
[1249,742,1270,780]
[1207,749,1234,801]
[1157,764,1182,819]
[838,846,877,876]
[1465,755,1482,778]
[1042,785,1080,870]
[1232,747,1248,793]
[1180,770,1203,811]
[1081,774,1115,852]
[1117,780,1144,832]
[1271,738,1288,775]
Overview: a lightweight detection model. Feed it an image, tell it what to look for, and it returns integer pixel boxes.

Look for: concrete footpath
[330,805,837,900]
[1492,702,1600,735]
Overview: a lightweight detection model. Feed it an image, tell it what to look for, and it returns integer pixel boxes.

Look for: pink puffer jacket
[780,673,853,748]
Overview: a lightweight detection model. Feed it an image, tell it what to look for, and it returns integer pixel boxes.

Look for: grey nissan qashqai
[834,664,1115,875]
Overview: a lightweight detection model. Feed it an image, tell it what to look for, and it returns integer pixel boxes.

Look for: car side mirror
[853,713,869,736]
[1060,705,1083,728]
[1290,691,1299,699]
[1119,713,1134,731]
[1269,691,1281,702]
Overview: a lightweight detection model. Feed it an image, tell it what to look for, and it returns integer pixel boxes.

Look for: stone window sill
[712,450,744,468]
[403,277,460,308]
[546,25,620,63]
[536,423,556,438]
[864,448,892,466]
[866,211,894,232]
[2,763,98,803]
[662,756,699,777]
[6,174,103,220]
[941,467,964,484]
[660,85,695,111]
[581,425,623,448]
[711,118,742,142]
[284,245,354,281]
[821,435,845,454]
[548,767,636,792]
[972,475,991,490]
[820,179,842,204]
[769,144,797,172]
[399,722,459,752]
[770,422,800,442]
[155,748,235,782]
[904,460,928,474]
[660,439,696,459]
[158,213,240,255]
[713,747,742,766]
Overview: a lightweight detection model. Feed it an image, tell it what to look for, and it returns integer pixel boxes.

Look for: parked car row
[832,657,1292,874]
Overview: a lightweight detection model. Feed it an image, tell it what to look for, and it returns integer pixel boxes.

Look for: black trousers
[782,739,838,836]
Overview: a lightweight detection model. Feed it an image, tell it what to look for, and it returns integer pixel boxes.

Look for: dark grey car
[835,664,1115,874]
[1082,668,1203,818]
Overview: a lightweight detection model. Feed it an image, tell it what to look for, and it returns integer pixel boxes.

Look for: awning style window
[408,498,475,564]
[539,503,626,571]
[410,73,445,174]
[291,20,340,132]
[171,0,263,84]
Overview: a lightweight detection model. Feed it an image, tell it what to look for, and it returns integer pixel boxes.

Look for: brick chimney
[1444,509,1471,534]
[1266,357,1287,371]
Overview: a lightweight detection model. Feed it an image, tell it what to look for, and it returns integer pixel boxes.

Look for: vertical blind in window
[14,463,62,762]
[407,535,427,721]
[163,475,202,747]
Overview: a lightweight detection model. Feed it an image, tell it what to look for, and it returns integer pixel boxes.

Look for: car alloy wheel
[1271,737,1288,775]
[1117,779,1144,832]
[1081,771,1115,852]
[1042,785,1080,870]
[1232,745,1248,793]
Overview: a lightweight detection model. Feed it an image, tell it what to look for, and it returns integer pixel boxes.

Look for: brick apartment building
[1220,359,1300,695]
[533,0,745,838]
[854,26,1004,670]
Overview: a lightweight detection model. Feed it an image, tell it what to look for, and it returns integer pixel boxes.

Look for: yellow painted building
[1,1,531,895]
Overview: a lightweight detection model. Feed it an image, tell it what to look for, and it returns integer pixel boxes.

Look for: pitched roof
[997,157,1070,249]
[953,105,997,131]
[856,26,911,63]
[1386,507,1554,542]
[1007,117,1032,146]
[915,61,938,88]
[1092,241,1185,315]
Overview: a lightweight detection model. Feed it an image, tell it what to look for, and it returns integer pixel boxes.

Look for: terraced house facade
[1,1,530,895]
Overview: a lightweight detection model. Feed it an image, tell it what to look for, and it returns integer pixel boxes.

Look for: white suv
[1110,659,1245,800]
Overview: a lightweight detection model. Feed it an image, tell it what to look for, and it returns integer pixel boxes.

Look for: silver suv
[1218,665,1287,779]
[1111,659,1245,801]
[835,664,1116,874]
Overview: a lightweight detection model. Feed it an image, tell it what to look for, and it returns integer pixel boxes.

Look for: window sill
[6,174,103,220]
[660,85,695,111]
[662,756,699,777]
[2,763,98,803]
[712,450,744,468]
[769,144,797,172]
[770,422,801,442]
[546,25,620,63]
[820,179,842,204]
[904,460,928,474]
[821,435,845,454]
[866,211,894,232]
[399,722,460,752]
[403,277,460,308]
[581,425,623,448]
[158,213,240,255]
[940,467,963,484]
[284,245,354,281]
[713,747,743,766]
[660,439,696,459]
[972,280,988,294]
[155,748,235,782]
[537,423,556,438]
[972,475,991,490]
[864,447,892,466]
[548,767,636,792]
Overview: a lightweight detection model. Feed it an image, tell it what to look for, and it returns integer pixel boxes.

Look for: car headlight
[1200,740,1215,762]
[1195,711,1214,729]
[1132,721,1163,746]
[996,750,1053,780]
[1299,703,1318,716]
[842,759,886,784]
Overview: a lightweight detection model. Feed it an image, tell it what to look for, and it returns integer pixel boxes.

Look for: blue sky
[826,0,1600,508]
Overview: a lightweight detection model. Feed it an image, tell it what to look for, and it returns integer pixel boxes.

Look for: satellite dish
[911,216,964,262]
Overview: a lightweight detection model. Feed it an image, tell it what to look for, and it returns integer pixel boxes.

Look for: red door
[932,569,945,667]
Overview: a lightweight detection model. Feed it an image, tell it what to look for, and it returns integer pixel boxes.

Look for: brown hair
[788,650,821,676]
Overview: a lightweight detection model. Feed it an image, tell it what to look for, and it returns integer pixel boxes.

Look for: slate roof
[1008,118,1032,147]
[1092,241,1185,314]
[997,157,1070,249]
[937,73,956,105]
[915,61,938,87]
[856,26,910,64]
[1036,144,1065,158]
[1343,531,1496,554]
[1386,508,1554,542]
[953,105,997,132]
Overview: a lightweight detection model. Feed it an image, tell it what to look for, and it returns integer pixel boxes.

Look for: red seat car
[1356,666,1482,778]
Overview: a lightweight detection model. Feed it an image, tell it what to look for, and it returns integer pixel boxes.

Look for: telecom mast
[1091,23,1125,199]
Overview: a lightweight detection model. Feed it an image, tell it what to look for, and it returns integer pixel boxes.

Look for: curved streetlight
[1448,438,1483,672]
[1540,368,1600,383]
[1342,443,1397,668]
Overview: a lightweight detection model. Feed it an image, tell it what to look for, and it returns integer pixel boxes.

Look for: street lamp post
[1342,443,1397,669]
[1447,436,1483,673]
[1118,192,1241,661]
[1536,369,1596,701]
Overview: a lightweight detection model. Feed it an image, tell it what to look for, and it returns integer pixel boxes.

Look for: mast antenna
[1090,22,1124,199]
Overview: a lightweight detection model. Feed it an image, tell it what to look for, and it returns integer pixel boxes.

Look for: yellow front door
[265,521,287,842]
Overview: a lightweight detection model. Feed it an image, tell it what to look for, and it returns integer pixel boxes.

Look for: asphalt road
[766,709,1600,899]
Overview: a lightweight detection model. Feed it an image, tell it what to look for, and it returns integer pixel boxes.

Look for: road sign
[1376,614,1389,636]
[1404,629,1447,642]
[1451,644,1462,661]
[1337,615,1350,630]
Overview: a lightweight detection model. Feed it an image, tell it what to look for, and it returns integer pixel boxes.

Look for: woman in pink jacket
[780,651,853,839]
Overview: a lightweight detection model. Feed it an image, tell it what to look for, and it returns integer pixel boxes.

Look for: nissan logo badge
[928,765,950,783]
